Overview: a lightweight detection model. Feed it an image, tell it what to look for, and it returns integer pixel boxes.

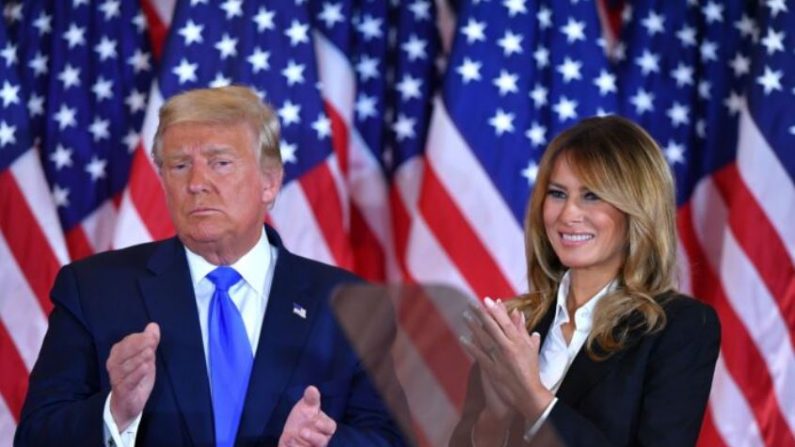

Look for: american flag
[1,0,793,446]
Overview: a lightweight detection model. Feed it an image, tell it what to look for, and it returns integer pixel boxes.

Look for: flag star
[179,19,203,46]
[409,0,431,21]
[700,40,719,62]
[311,114,332,139]
[402,35,427,61]
[497,31,523,56]
[724,91,744,115]
[761,29,785,55]
[280,140,297,164]
[553,96,578,121]
[209,73,231,88]
[123,129,139,153]
[701,1,723,23]
[172,58,198,84]
[557,57,583,82]
[191,0,209,5]
[460,19,486,43]
[641,11,665,35]
[85,156,108,181]
[734,14,758,40]
[215,34,238,59]
[52,184,70,208]
[593,70,616,95]
[676,25,697,47]
[318,2,344,28]
[529,83,548,108]
[0,120,15,147]
[28,93,45,116]
[94,36,118,61]
[533,46,550,68]
[1,42,16,66]
[73,0,90,7]
[489,109,515,135]
[63,23,87,48]
[92,77,114,101]
[756,66,782,94]
[671,63,694,87]
[355,55,379,81]
[132,12,147,32]
[89,117,111,141]
[3,3,22,22]
[525,122,546,147]
[457,57,482,83]
[698,80,712,99]
[790,125,795,136]
[560,18,586,43]
[247,48,271,73]
[729,53,750,77]
[220,0,243,19]
[630,89,654,114]
[696,119,707,138]
[253,6,276,32]
[50,144,76,171]
[611,42,627,61]
[595,108,612,117]
[503,0,527,17]
[666,102,689,127]
[521,160,539,185]
[33,12,53,35]
[766,0,787,17]
[125,89,147,113]
[99,0,121,20]
[54,104,77,130]
[635,50,660,75]
[392,114,417,141]
[663,140,685,165]
[58,64,81,89]
[493,70,519,95]
[396,74,422,101]
[355,94,377,120]
[0,81,20,107]
[285,20,310,46]
[127,49,151,73]
[282,61,306,85]
[357,15,383,41]
[537,7,552,29]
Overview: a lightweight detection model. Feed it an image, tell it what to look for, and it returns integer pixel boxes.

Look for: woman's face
[542,156,628,281]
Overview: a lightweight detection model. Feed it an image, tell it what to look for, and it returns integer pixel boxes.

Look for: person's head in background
[518,115,678,356]
[151,85,284,264]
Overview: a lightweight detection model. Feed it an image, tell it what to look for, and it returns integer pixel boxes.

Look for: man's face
[159,121,279,257]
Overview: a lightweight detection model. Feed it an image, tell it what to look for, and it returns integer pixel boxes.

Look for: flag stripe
[679,203,795,446]
[128,146,173,240]
[709,356,764,447]
[0,322,28,423]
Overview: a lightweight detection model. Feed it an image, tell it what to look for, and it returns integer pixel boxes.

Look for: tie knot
[206,266,242,292]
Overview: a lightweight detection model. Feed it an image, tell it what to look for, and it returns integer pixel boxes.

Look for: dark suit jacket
[450,293,721,447]
[15,226,405,447]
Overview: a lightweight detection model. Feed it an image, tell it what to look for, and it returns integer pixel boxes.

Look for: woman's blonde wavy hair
[510,115,679,358]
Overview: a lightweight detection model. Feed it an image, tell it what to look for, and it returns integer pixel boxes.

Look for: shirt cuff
[103,392,143,447]
[523,397,558,442]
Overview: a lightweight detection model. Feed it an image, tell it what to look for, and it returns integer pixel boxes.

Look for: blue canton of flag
[443,0,613,224]
[3,0,153,240]
[160,0,333,185]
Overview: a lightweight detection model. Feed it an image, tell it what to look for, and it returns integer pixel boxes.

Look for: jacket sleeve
[14,265,107,447]
[544,299,721,447]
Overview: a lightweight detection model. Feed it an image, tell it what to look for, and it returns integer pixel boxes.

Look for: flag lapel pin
[292,303,307,319]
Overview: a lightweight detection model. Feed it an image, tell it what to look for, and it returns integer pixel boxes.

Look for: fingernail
[463,310,475,322]
[459,334,472,345]
[484,297,495,307]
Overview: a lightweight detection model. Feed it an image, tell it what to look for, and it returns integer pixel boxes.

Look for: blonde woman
[453,116,720,446]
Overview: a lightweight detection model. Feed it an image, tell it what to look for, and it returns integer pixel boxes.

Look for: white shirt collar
[553,270,617,333]
[183,228,272,296]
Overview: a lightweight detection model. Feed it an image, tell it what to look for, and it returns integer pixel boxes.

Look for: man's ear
[261,167,284,208]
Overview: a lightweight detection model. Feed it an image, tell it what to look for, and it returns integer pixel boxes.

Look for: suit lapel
[139,238,215,446]
[237,233,320,441]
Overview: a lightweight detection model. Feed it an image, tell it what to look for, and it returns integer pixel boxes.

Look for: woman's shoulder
[653,292,721,343]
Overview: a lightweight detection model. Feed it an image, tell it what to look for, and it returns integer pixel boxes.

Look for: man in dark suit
[14,86,405,447]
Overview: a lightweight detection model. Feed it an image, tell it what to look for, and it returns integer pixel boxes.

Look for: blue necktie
[207,267,253,447]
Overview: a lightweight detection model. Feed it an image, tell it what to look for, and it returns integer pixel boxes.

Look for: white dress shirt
[103,229,277,447]
[523,271,616,441]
